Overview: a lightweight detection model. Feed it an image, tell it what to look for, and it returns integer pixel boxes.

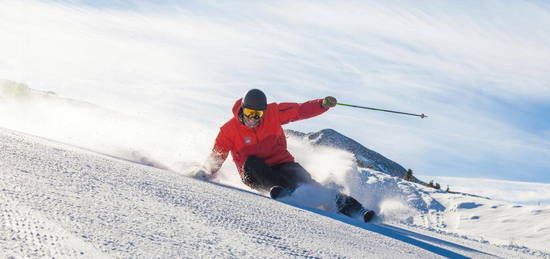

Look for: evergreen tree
[355,156,365,168]
[428,180,434,188]
[435,183,441,190]
[445,185,450,192]
[405,169,413,181]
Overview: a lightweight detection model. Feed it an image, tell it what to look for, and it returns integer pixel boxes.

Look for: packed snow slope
[0,128,451,258]
[1,128,549,258]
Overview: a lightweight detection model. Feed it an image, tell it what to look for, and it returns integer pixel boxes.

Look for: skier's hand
[322,96,337,108]
[193,168,212,181]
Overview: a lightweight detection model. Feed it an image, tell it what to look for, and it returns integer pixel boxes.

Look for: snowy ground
[1,128,548,258]
[417,175,550,206]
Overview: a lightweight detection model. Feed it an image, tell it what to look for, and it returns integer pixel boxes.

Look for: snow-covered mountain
[2,127,548,258]
[286,129,418,182]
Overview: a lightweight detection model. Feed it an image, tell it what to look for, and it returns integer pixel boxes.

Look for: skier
[194,89,374,222]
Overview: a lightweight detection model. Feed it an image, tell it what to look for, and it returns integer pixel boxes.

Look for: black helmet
[242,89,267,110]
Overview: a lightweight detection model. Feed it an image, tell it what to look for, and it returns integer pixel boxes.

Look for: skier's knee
[242,156,272,191]
[242,172,259,189]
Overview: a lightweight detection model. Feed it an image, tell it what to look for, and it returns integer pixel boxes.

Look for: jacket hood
[232,98,243,119]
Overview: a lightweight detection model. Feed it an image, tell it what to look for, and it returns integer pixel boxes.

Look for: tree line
[404,169,450,192]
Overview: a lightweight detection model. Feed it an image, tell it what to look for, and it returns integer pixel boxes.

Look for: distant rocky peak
[286,128,422,183]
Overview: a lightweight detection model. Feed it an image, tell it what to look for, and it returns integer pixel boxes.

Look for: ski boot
[269,185,292,199]
[336,193,375,222]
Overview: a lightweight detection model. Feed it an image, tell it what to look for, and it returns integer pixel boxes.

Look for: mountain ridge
[286,128,424,184]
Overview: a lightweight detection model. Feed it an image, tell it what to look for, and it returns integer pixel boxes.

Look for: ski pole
[337,103,427,119]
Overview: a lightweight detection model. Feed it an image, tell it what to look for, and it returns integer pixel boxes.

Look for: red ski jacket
[208,98,329,180]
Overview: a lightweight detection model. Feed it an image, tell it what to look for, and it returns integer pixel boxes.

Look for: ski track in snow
[0,128,547,258]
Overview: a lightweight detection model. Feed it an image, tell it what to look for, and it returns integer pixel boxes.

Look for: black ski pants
[242,156,364,217]
[242,156,314,191]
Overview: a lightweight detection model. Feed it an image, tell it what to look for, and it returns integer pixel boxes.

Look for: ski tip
[269,186,289,199]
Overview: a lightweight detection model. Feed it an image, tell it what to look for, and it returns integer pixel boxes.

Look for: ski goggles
[243,108,264,119]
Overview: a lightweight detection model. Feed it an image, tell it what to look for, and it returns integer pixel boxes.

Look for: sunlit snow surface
[1,127,548,258]
[418,175,550,206]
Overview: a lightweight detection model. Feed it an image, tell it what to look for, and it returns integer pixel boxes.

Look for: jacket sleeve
[277,99,330,125]
[205,127,233,174]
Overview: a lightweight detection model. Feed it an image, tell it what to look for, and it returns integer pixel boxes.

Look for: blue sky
[1,0,549,182]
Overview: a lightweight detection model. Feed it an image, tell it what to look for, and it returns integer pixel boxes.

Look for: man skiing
[196,89,374,222]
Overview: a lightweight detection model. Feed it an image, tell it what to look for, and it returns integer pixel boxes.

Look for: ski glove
[322,96,337,108]
[193,168,213,181]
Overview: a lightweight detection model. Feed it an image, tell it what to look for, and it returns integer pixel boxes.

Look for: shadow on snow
[278,199,494,259]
